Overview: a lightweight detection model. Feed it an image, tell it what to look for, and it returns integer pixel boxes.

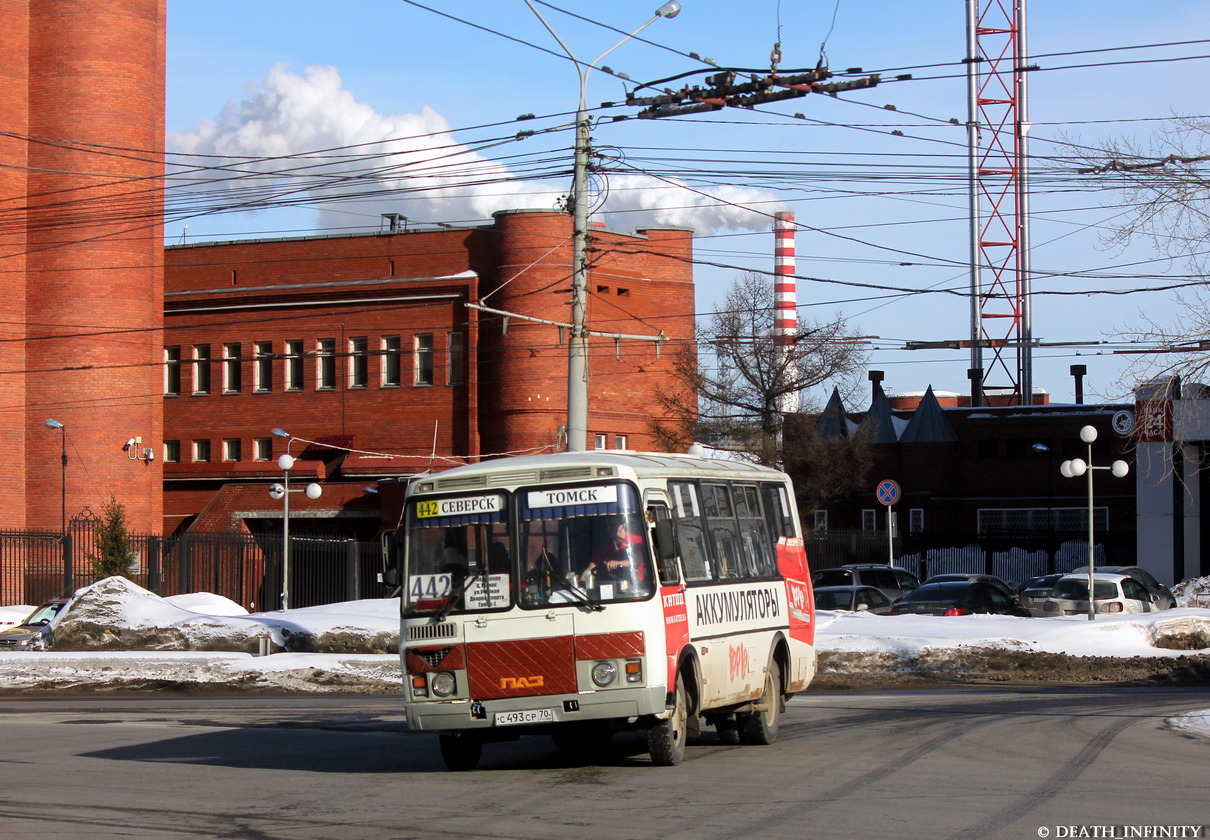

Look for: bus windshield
[518,481,654,607]
[404,492,511,616]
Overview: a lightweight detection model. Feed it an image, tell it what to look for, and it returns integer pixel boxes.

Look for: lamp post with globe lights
[269,428,321,611]
[1059,425,1129,621]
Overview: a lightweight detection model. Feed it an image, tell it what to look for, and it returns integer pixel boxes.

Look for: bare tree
[651,272,868,466]
[1077,116,1210,395]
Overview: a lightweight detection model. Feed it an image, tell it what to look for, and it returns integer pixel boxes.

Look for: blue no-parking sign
[876,479,900,507]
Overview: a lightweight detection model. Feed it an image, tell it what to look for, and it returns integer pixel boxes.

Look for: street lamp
[43,419,66,535]
[1059,425,1129,620]
[269,428,321,611]
[526,0,681,451]
[44,418,71,595]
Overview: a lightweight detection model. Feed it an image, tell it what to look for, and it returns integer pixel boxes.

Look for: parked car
[1043,572,1159,616]
[1016,573,1066,617]
[0,598,68,650]
[1070,566,1175,610]
[888,580,1032,617]
[813,585,895,614]
[812,564,921,602]
[924,573,1022,607]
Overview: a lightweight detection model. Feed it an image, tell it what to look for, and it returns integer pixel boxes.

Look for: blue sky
[166,0,1210,405]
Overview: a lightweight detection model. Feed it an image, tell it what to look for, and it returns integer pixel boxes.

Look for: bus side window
[649,505,680,585]
[703,483,739,579]
[670,481,712,582]
[760,483,795,541]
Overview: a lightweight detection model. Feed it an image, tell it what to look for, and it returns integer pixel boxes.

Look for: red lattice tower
[970,0,1033,404]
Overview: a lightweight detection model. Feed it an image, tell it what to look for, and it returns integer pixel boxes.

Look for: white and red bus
[391,451,816,770]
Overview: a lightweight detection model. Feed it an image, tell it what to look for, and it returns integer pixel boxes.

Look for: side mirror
[380,531,401,590]
[653,518,679,562]
[856,603,869,611]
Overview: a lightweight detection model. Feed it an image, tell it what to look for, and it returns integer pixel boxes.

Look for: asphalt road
[0,686,1206,839]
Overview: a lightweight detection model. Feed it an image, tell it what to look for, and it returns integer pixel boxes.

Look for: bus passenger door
[649,504,689,695]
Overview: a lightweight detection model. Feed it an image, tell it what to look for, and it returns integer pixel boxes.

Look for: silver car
[1071,565,1175,610]
[813,585,895,615]
[1042,573,1158,617]
[0,598,67,650]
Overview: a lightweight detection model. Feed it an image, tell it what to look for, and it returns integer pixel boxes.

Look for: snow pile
[51,577,400,654]
[0,576,1207,694]
[1174,575,1210,609]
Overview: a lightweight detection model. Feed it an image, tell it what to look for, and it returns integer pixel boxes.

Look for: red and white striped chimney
[773,210,799,413]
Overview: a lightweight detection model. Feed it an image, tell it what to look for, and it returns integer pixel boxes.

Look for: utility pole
[526,0,681,451]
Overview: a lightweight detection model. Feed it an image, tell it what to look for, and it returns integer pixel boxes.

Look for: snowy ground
[1,576,1208,740]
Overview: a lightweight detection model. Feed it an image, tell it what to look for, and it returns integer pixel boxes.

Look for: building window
[977,507,1108,534]
[813,510,829,532]
[349,336,368,389]
[164,347,181,396]
[381,336,401,387]
[285,340,303,391]
[192,344,211,395]
[861,509,877,532]
[193,439,211,462]
[615,434,628,450]
[163,440,181,463]
[223,438,242,461]
[414,334,434,386]
[222,343,242,393]
[447,331,464,385]
[254,342,273,392]
[317,338,336,390]
[254,437,272,461]
[594,433,607,450]
[909,508,925,534]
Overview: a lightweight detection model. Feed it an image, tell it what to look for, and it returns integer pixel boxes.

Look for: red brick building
[162,209,696,537]
[0,1,166,540]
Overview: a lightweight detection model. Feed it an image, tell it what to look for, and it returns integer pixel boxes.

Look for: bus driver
[580,516,646,589]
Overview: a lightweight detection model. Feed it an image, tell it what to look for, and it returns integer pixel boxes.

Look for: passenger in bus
[581,516,646,588]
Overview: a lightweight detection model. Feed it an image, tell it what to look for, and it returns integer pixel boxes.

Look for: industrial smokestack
[774,211,799,413]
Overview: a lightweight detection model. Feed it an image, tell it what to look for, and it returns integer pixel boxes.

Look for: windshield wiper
[430,569,483,622]
[556,577,604,611]
[531,547,603,611]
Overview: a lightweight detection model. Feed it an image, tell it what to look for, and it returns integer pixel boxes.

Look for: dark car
[1016,573,1066,617]
[0,598,68,650]
[1071,566,1176,610]
[888,581,1032,617]
[812,564,921,602]
[813,585,895,615]
[924,573,1022,608]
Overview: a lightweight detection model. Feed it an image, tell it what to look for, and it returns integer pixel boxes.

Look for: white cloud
[168,64,783,236]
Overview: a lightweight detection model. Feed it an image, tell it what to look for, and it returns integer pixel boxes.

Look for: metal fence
[806,528,1137,585]
[0,526,388,610]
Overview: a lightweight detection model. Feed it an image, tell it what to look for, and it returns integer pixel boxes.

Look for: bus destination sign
[416,494,503,518]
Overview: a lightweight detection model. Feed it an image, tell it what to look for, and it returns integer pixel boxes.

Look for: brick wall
[3,2,165,547]
[162,210,697,534]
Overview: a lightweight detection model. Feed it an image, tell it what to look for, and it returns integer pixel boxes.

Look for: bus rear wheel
[439,732,482,771]
[647,672,689,766]
[738,660,782,745]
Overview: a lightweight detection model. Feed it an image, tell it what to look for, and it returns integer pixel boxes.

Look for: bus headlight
[590,660,618,687]
[625,659,643,684]
[430,671,457,697]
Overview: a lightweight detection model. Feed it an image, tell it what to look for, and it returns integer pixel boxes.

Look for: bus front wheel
[738,660,782,745]
[439,732,482,771]
[647,672,690,766]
